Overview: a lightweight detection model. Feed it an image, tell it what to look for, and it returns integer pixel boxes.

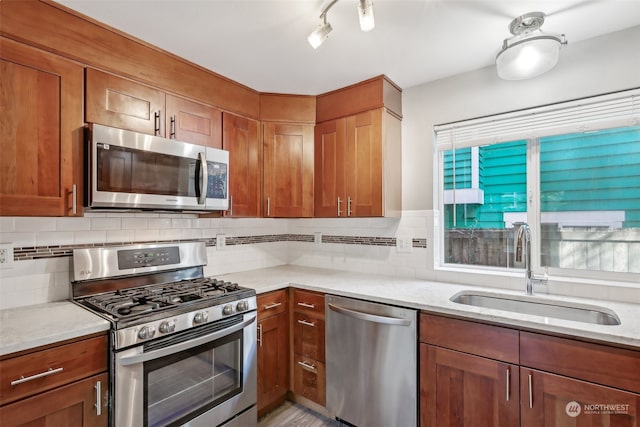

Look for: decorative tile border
[11,234,426,261]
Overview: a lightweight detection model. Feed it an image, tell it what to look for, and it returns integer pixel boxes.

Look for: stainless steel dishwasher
[326,295,417,427]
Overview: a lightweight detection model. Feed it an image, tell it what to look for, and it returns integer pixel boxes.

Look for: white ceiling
[57,0,640,95]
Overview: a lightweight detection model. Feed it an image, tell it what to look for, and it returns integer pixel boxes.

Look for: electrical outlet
[216,234,226,249]
[396,237,413,253]
[0,243,14,269]
[314,232,322,244]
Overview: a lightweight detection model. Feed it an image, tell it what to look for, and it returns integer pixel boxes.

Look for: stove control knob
[138,326,156,340]
[159,320,176,334]
[193,311,208,325]
[222,304,235,316]
[236,300,249,312]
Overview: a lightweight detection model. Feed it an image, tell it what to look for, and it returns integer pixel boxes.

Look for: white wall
[401,25,640,210]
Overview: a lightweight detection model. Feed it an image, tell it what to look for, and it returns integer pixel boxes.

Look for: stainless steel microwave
[86,123,229,211]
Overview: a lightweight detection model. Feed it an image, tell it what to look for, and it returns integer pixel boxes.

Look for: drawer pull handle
[297,302,315,309]
[95,380,102,416]
[505,368,510,401]
[297,319,316,327]
[298,360,317,372]
[263,302,282,310]
[11,367,64,386]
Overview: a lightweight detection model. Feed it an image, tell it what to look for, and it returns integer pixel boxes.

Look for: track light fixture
[308,0,375,49]
[358,0,375,32]
[496,12,567,80]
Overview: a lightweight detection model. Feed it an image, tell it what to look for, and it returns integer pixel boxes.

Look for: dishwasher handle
[328,303,412,326]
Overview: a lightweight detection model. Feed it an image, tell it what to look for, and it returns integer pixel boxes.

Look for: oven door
[88,123,229,211]
[114,312,256,427]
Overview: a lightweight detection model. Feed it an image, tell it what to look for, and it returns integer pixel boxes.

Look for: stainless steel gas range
[71,242,257,427]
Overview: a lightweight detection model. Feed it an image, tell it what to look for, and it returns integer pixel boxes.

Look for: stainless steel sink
[450,291,621,325]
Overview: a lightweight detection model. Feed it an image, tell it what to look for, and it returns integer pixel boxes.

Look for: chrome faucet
[514,222,533,295]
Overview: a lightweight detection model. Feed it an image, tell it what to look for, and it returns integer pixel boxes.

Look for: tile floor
[258,401,344,427]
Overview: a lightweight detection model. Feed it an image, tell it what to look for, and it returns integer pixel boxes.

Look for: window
[435,89,640,282]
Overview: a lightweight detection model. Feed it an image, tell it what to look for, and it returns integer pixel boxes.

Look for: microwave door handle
[118,313,256,366]
[195,152,208,205]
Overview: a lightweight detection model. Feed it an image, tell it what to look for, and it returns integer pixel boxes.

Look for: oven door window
[144,330,242,427]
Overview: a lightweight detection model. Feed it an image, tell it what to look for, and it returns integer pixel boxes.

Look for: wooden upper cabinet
[263,123,314,218]
[165,94,222,148]
[315,108,401,217]
[345,109,383,217]
[0,37,83,217]
[86,68,165,136]
[314,118,346,217]
[222,112,261,217]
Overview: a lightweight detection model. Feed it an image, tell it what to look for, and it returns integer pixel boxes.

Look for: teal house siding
[540,127,640,228]
[444,126,640,229]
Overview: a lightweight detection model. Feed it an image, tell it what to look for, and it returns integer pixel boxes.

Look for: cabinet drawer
[293,354,326,406]
[257,289,288,319]
[292,289,325,318]
[293,312,325,362]
[0,335,108,405]
[419,313,519,364]
[520,331,640,393]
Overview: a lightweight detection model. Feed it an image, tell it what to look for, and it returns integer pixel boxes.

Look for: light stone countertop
[0,301,111,356]
[1,265,638,357]
[218,265,640,349]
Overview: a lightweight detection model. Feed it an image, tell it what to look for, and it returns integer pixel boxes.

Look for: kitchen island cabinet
[0,37,83,217]
[256,290,289,417]
[0,333,108,426]
[420,312,640,426]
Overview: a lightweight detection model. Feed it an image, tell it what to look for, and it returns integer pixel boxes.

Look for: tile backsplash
[0,212,430,309]
[1,211,637,309]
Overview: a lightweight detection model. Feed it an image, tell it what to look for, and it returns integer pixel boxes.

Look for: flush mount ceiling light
[308,0,375,49]
[496,12,567,80]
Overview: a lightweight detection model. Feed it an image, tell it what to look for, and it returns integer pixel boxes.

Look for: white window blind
[435,89,640,149]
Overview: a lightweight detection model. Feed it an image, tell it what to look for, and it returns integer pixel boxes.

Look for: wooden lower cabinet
[291,289,326,407]
[292,354,326,406]
[420,312,640,427]
[521,369,640,426]
[0,373,108,426]
[0,333,109,427]
[420,343,519,427]
[257,290,289,417]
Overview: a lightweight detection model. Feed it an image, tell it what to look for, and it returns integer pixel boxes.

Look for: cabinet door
[293,312,325,362]
[345,109,383,217]
[521,368,640,427]
[314,118,346,217]
[86,67,165,136]
[263,123,314,217]
[0,38,83,217]
[257,312,289,417]
[0,373,108,426]
[420,344,519,427]
[223,113,261,217]
[293,354,326,406]
[165,94,222,148]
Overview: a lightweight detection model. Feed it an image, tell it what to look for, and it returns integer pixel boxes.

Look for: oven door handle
[118,313,256,366]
